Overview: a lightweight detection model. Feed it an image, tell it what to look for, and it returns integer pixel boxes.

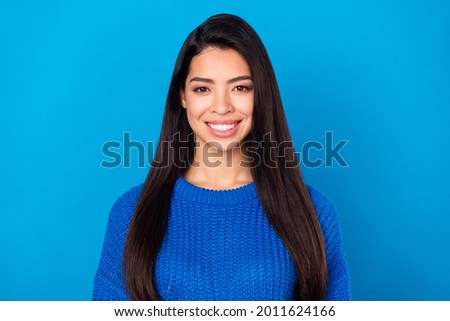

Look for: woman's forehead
[187,47,251,81]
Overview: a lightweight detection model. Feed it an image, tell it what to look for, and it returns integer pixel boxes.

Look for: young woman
[93,13,351,301]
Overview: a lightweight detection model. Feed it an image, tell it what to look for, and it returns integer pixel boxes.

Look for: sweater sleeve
[92,185,143,301]
[306,185,352,301]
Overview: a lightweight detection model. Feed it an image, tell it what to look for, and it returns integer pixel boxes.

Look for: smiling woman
[92,13,351,301]
[180,47,254,189]
[183,49,253,140]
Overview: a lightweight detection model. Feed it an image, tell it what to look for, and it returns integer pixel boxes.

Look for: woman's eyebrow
[227,75,253,84]
[189,77,214,84]
[189,75,253,84]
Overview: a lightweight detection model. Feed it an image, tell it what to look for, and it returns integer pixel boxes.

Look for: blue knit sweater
[92,176,351,300]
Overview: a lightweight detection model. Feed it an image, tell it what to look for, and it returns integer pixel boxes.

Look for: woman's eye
[233,85,251,92]
[193,87,209,93]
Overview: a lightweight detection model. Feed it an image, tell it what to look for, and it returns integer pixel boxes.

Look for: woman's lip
[204,120,242,138]
[205,120,242,125]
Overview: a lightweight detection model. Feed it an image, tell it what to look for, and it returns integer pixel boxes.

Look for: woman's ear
[180,89,186,108]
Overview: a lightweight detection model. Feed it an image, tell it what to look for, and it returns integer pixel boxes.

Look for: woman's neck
[182,142,253,190]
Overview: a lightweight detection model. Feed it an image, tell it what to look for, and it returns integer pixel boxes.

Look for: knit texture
[92,176,351,300]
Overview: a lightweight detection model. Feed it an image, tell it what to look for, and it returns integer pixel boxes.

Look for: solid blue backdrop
[1,0,449,300]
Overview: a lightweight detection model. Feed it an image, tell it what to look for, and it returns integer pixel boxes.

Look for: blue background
[1,0,449,300]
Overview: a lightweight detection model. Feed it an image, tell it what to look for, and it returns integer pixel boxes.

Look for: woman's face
[180,47,254,152]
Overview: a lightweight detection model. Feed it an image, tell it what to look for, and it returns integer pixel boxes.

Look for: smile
[204,120,243,138]
[206,122,239,132]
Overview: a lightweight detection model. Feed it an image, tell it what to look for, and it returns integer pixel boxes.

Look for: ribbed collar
[174,175,258,205]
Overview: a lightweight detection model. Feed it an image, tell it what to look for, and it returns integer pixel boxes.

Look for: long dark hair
[123,13,327,300]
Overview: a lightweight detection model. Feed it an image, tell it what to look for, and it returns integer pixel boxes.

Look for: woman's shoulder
[107,182,145,226]
[112,182,145,208]
[304,183,339,224]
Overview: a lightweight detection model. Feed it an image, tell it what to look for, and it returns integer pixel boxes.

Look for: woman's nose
[210,91,234,114]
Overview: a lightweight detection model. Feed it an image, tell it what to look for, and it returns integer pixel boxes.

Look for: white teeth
[207,122,238,132]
